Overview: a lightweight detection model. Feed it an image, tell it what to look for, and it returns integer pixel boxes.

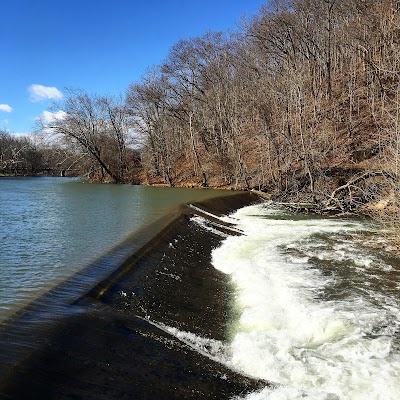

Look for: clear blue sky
[0,0,267,135]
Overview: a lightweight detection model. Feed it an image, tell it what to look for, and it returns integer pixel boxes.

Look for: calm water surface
[0,177,226,318]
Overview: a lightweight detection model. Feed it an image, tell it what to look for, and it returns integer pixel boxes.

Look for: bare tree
[40,89,131,183]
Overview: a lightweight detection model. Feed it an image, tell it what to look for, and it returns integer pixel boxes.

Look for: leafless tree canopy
[39,89,139,183]
[24,0,400,218]
[124,1,399,207]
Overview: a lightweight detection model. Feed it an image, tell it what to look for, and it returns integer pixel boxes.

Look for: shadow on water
[0,192,269,399]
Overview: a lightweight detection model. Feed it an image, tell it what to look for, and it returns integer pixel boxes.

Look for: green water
[0,177,228,318]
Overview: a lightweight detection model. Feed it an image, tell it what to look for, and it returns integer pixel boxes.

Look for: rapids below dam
[1,179,400,399]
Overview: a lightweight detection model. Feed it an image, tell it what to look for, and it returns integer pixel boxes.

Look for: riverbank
[0,192,268,399]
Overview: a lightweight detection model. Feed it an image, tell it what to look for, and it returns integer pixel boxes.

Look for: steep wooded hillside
[125,0,399,215]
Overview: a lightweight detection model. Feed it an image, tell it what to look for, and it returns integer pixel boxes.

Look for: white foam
[210,204,400,399]
[141,317,233,368]
[235,386,339,400]
[162,324,230,364]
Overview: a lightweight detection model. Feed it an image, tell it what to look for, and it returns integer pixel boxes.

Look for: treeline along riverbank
[0,192,267,399]
[3,0,400,225]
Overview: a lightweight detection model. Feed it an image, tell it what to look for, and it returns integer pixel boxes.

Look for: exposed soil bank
[0,192,268,399]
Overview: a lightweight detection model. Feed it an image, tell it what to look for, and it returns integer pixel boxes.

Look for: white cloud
[28,84,64,102]
[0,104,13,112]
[36,110,67,125]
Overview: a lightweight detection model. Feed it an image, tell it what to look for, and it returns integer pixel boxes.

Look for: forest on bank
[2,0,400,218]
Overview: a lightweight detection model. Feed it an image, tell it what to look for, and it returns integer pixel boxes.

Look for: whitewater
[191,203,400,399]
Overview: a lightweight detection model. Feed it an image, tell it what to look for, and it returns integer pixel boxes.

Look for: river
[1,177,399,399]
[0,177,226,319]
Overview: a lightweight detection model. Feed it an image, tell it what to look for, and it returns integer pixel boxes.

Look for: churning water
[190,203,400,399]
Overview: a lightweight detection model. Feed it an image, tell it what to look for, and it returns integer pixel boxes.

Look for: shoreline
[0,192,268,399]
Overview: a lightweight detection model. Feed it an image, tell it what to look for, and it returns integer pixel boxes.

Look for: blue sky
[0,0,266,135]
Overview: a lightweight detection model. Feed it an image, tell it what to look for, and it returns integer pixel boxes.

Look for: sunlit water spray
[193,204,400,399]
